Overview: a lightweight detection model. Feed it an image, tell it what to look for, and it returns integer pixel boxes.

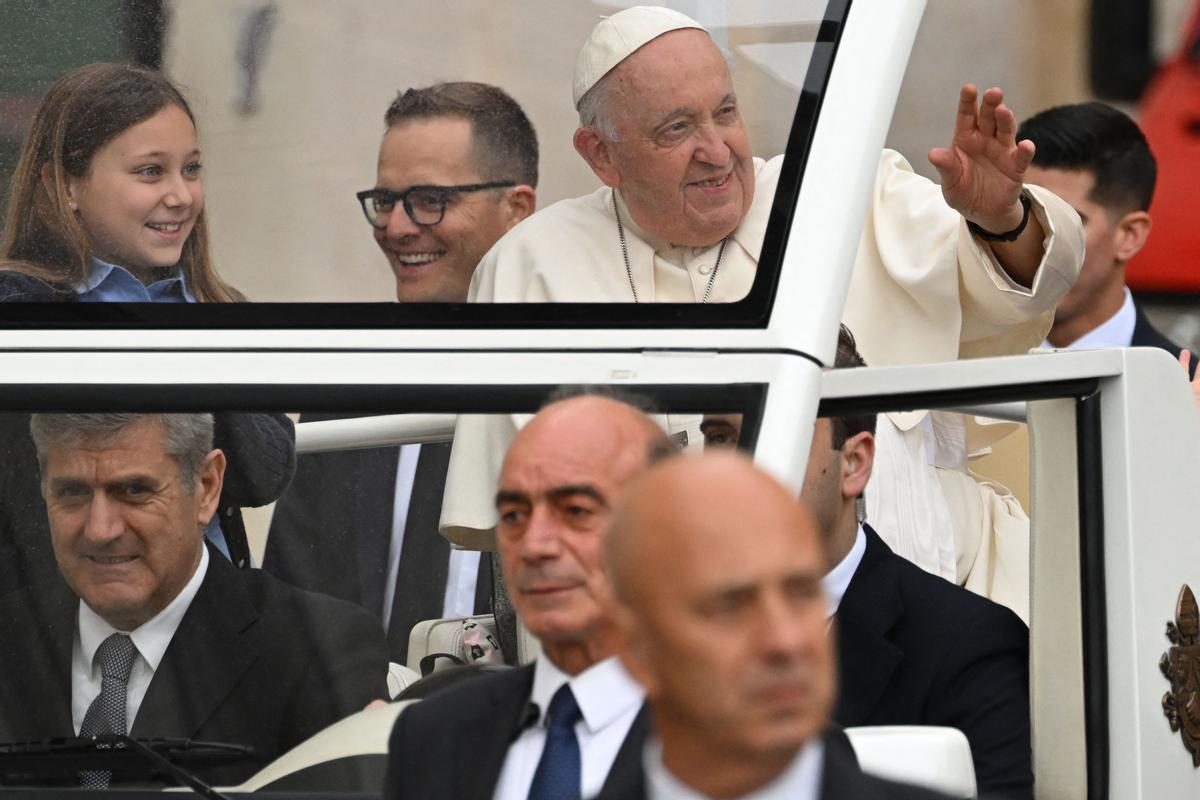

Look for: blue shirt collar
[77,258,195,303]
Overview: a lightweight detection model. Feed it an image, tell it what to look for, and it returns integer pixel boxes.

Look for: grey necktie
[79,633,137,789]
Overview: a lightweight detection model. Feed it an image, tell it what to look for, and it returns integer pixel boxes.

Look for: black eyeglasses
[356,182,516,228]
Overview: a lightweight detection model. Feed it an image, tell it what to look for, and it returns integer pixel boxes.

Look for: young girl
[0,62,242,302]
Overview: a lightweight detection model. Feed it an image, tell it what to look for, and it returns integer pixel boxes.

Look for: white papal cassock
[441,149,1083,621]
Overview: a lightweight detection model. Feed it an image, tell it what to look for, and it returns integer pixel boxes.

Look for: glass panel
[0,385,763,792]
[0,0,846,327]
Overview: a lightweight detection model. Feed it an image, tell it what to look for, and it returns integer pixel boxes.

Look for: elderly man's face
[495,400,650,647]
[618,459,833,762]
[42,418,222,631]
[602,29,754,248]
[373,116,517,302]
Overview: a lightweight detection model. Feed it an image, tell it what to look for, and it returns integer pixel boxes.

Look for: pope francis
[441,6,1083,620]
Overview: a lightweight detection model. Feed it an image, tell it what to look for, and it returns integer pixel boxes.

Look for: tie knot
[546,683,582,731]
[95,633,136,683]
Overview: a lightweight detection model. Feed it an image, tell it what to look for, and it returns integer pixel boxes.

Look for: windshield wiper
[0,735,250,798]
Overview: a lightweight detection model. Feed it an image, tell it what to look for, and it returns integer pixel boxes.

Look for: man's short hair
[384,81,539,189]
[29,413,214,490]
[1018,102,1156,214]
[829,324,875,449]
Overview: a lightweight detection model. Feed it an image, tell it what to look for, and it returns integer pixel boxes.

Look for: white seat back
[844,726,976,798]
[387,662,422,699]
[217,700,417,792]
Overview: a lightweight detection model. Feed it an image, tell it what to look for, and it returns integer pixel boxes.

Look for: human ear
[573,127,620,188]
[41,164,78,211]
[502,185,537,230]
[196,449,226,525]
[1114,210,1152,263]
[841,432,875,501]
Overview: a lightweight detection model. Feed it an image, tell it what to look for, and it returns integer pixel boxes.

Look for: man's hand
[929,84,1045,288]
[929,84,1033,232]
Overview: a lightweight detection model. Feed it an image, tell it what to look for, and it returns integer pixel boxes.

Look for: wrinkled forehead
[501,433,631,500]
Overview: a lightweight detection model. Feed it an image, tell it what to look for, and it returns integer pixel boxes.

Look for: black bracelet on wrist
[966,192,1032,243]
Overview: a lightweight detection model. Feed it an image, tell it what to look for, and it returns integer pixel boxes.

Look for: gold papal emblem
[1161,584,1200,766]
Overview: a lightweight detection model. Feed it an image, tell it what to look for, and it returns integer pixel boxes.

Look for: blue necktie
[527,683,583,800]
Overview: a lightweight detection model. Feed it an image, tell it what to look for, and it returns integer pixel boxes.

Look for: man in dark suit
[598,452,950,800]
[0,413,388,787]
[384,394,674,799]
[1019,102,1198,374]
[264,82,540,660]
[802,328,1032,799]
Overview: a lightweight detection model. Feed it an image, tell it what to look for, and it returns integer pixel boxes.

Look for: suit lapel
[819,727,876,799]
[130,549,261,738]
[352,444,402,615]
[2,579,77,738]
[456,664,535,797]
[600,703,650,794]
[833,525,904,724]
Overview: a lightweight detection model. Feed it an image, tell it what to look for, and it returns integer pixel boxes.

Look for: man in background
[264,82,538,663]
[385,393,674,799]
[1020,101,1196,370]
[600,452,950,799]
[0,413,386,786]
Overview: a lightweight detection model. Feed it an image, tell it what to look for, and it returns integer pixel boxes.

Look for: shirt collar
[78,544,209,671]
[822,523,866,617]
[644,736,824,800]
[1046,286,1136,350]
[531,653,644,735]
[78,257,195,303]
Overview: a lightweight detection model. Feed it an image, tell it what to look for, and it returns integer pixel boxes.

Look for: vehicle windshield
[0,0,842,328]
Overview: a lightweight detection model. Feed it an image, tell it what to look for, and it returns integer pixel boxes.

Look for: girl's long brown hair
[0,63,243,302]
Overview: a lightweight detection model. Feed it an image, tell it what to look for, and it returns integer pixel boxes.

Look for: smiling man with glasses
[262,84,538,659]
[359,82,538,303]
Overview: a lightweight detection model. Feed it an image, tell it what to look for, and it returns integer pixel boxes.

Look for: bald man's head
[606,453,833,795]
[494,394,674,673]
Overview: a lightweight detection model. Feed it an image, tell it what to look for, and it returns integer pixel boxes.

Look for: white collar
[644,736,824,800]
[78,544,209,672]
[1048,286,1136,350]
[530,653,644,735]
[822,523,867,617]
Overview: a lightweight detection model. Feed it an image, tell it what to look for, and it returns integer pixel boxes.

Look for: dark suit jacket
[264,421,488,663]
[835,525,1031,799]
[0,545,389,786]
[1131,300,1198,377]
[593,727,951,800]
[263,426,404,618]
[384,662,649,800]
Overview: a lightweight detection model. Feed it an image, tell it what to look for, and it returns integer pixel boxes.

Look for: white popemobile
[0,1,1197,798]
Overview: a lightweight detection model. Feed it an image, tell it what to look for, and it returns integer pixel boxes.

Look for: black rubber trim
[0,1,851,331]
[0,382,768,415]
[818,377,1101,418]
[1076,390,1109,799]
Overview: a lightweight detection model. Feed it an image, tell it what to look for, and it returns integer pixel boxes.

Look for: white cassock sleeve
[852,150,1082,616]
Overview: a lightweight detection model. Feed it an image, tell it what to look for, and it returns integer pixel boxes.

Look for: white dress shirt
[1042,286,1136,350]
[493,654,644,800]
[645,737,824,800]
[381,443,480,631]
[72,544,209,733]
[822,523,867,617]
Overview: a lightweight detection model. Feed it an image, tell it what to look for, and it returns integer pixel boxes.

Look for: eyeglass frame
[355,182,517,229]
